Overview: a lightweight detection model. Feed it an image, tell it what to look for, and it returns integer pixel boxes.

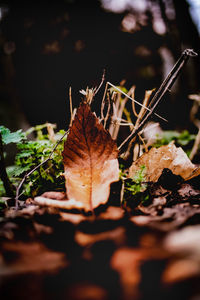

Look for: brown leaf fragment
[40,191,66,200]
[177,183,200,199]
[0,241,67,276]
[97,206,124,220]
[110,248,141,300]
[129,142,200,182]
[164,225,200,257]
[34,197,84,210]
[66,283,108,300]
[162,259,200,283]
[59,212,87,224]
[111,247,169,300]
[75,226,126,247]
[62,102,119,211]
[131,204,200,231]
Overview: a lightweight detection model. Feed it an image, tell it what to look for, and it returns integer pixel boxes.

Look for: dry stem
[118,49,197,153]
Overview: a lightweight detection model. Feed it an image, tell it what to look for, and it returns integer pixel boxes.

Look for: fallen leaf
[110,247,169,300]
[131,204,200,231]
[164,225,200,258]
[129,142,200,182]
[162,259,200,283]
[98,206,124,220]
[34,197,84,210]
[41,191,66,200]
[59,212,87,224]
[177,183,200,199]
[110,248,142,300]
[66,282,108,300]
[0,241,67,276]
[75,227,126,247]
[62,102,119,211]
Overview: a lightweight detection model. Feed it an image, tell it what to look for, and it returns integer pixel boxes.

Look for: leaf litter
[1,51,200,299]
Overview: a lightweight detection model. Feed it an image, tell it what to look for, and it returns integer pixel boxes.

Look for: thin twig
[94,69,105,96]
[69,87,73,124]
[190,127,200,160]
[135,90,153,128]
[108,93,120,137]
[103,91,111,128]
[15,130,69,209]
[131,86,138,117]
[101,82,108,121]
[118,49,198,152]
[120,179,125,205]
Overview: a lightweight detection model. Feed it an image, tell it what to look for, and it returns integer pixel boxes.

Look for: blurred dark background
[0,0,199,132]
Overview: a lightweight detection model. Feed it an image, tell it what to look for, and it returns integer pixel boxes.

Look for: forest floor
[1,168,200,300]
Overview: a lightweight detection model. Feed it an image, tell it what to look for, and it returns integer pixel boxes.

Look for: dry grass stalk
[189,94,200,160]
[69,87,73,124]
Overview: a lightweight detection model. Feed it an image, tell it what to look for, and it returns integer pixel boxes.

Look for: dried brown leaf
[162,259,200,283]
[66,283,108,300]
[110,246,169,300]
[129,142,200,182]
[59,212,87,224]
[0,241,67,276]
[34,197,84,210]
[62,102,119,211]
[75,227,126,247]
[131,204,200,231]
[97,206,124,220]
[41,191,66,200]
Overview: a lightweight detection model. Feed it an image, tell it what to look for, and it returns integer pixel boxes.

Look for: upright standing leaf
[62,102,119,211]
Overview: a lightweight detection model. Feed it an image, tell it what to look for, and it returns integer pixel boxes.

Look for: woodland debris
[0,241,67,276]
[129,142,200,182]
[97,206,124,221]
[41,191,66,200]
[59,212,87,224]
[162,259,200,283]
[75,226,126,247]
[110,246,170,300]
[164,225,200,257]
[34,197,84,210]
[131,204,200,231]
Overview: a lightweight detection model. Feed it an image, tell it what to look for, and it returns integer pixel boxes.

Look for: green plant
[126,165,147,193]
[153,130,195,150]
[0,126,26,145]
[120,164,149,205]
[0,124,66,198]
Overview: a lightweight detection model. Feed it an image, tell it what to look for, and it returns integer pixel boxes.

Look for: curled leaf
[129,142,200,182]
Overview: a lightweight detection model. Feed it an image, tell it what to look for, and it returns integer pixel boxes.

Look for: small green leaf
[0,126,26,145]
[7,165,31,177]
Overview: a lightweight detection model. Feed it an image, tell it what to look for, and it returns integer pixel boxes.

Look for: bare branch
[119,49,198,152]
